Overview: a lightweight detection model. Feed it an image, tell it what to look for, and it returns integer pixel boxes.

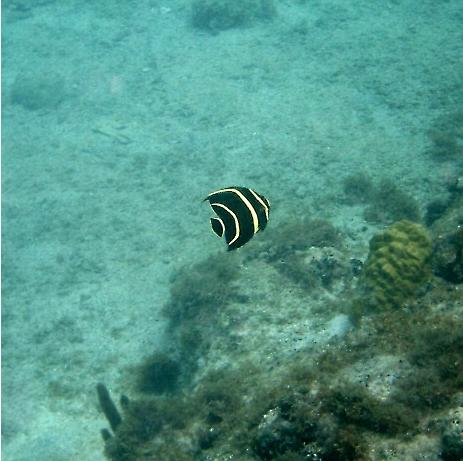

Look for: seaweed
[393,317,463,412]
[431,195,463,283]
[10,72,66,110]
[97,386,192,461]
[363,179,421,224]
[136,353,181,395]
[97,234,463,461]
[163,252,240,325]
[342,172,374,205]
[425,198,450,226]
[99,308,463,460]
[191,0,276,32]
[161,252,241,378]
[427,110,463,160]
[322,384,416,436]
[261,217,343,262]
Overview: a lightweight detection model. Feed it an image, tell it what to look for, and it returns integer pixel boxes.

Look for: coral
[361,220,432,309]
[191,0,276,32]
[97,383,123,433]
[96,227,462,461]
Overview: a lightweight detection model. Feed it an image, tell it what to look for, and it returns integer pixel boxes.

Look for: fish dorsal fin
[210,217,225,237]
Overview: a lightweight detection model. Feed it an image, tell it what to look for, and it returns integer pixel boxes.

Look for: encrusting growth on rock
[361,220,432,309]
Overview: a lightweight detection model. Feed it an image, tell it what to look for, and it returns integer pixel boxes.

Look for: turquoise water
[2,1,462,460]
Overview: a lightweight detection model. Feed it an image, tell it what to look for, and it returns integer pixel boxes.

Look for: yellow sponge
[362,220,432,309]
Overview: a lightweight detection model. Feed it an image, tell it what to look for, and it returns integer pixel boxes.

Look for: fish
[204,186,270,251]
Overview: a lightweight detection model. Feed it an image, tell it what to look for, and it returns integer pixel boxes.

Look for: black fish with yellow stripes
[204,186,270,250]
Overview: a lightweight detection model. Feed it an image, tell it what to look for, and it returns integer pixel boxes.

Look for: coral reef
[191,0,276,32]
[274,246,352,291]
[360,220,432,309]
[98,305,463,460]
[95,214,463,461]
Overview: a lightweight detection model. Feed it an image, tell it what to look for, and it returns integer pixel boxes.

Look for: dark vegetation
[96,195,463,460]
[341,172,374,204]
[430,189,463,284]
[427,110,463,160]
[191,0,276,32]
[98,386,192,461]
[164,253,240,324]
[342,173,421,224]
[425,198,450,226]
[263,218,344,258]
[98,300,463,460]
[11,72,66,110]
[247,218,349,290]
[363,179,421,223]
[441,419,463,461]
[136,353,181,395]
[433,225,463,284]
[161,252,242,377]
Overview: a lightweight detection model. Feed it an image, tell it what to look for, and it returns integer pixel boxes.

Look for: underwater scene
[2,0,463,460]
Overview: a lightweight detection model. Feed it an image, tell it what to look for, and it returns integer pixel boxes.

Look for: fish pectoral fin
[210,217,225,237]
